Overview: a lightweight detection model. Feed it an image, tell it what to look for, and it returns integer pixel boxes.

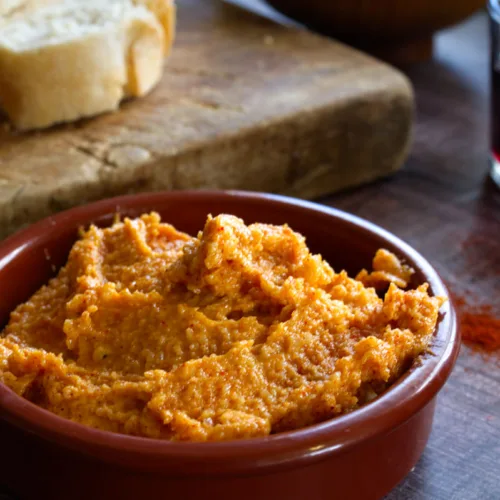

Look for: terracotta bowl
[0,191,459,500]
[264,0,485,64]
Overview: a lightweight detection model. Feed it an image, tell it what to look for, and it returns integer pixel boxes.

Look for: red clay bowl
[0,191,458,500]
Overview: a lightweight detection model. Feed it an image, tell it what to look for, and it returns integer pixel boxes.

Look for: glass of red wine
[490,0,500,187]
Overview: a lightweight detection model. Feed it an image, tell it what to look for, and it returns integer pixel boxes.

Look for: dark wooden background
[324,11,500,500]
[238,2,500,498]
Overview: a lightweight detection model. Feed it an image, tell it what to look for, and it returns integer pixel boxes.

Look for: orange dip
[0,214,443,441]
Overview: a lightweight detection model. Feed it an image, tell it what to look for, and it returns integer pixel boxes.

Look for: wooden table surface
[320,11,500,500]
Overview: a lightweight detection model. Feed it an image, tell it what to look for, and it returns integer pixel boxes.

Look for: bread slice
[0,0,175,130]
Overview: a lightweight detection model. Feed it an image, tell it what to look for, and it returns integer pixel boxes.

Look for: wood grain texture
[0,0,412,239]
[320,11,500,499]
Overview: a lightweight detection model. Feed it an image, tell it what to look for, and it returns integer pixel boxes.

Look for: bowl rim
[0,190,459,475]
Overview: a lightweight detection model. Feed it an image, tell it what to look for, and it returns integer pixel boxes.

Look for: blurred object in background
[264,0,485,64]
[489,0,500,187]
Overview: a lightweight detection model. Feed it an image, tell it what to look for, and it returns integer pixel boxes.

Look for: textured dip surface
[0,213,444,441]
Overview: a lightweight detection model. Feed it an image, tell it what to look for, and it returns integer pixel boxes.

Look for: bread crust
[135,0,175,54]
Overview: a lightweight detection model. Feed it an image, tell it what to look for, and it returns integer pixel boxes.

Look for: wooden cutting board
[0,0,413,239]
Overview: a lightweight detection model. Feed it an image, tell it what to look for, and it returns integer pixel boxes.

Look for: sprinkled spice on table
[453,295,500,353]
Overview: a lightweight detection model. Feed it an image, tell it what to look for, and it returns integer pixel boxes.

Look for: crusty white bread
[0,0,59,17]
[0,0,175,130]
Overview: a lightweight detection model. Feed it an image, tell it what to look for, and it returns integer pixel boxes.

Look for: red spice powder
[452,295,500,353]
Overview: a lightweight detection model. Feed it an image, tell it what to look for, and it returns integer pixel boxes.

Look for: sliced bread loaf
[0,0,175,130]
